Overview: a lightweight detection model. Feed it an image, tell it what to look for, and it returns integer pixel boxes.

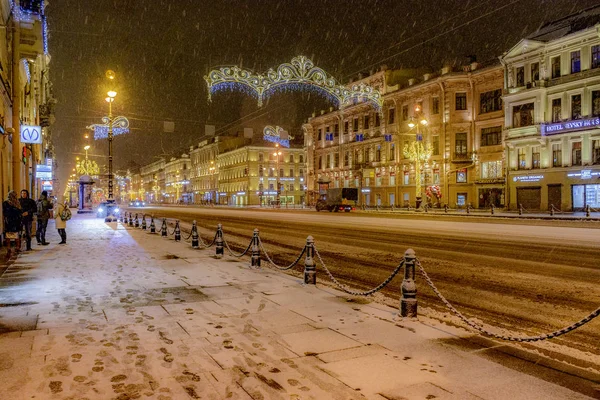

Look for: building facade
[305,64,504,208]
[501,14,600,211]
[139,158,165,203]
[164,154,190,204]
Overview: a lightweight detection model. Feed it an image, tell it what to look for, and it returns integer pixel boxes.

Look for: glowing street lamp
[403,105,432,209]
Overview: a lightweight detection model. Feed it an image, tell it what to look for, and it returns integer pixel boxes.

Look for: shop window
[432,97,440,114]
[571,51,581,74]
[388,108,395,124]
[552,143,562,167]
[572,142,582,166]
[480,89,502,114]
[593,45,600,69]
[513,103,534,127]
[481,126,501,146]
[456,169,467,183]
[552,98,562,122]
[516,66,524,87]
[481,161,502,179]
[551,56,561,78]
[455,92,467,110]
[428,135,439,156]
[532,146,541,169]
[571,94,582,120]
[531,62,540,81]
[593,140,600,165]
[457,193,467,206]
[518,148,527,170]
[402,105,409,121]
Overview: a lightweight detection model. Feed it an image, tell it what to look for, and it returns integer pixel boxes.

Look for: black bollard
[129,212,134,227]
[134,213,139,228]
[518,203,523,216]
[215,224,224,258]
[150,216,156,233]
[251,229,261,268]
[466,204,471,214]
[303,236,316,285]
[161,218,167,237]
[444,204,448,213]
[124,212,129,225]
[401,249,418,318]
[174,220,181,242]
[586,204,591,218]
[141,215,147,230]
[550,204,554,216]
[191,221,199,249]
[490,204,495,215]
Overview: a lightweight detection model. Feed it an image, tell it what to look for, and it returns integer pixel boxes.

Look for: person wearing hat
[36,190,53,245]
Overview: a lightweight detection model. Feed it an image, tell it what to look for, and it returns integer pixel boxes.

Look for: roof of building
[527,4,600,42]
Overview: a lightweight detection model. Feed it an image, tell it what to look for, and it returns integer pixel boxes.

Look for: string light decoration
[263,125,294,148]
[22,59,31,83]
[76,159,100,177]
[205,56,383,111]
[86,116,130,140]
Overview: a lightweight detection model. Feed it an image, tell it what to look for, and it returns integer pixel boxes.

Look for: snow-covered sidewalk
[0,214,596,399]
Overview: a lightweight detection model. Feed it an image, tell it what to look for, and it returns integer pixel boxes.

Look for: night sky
[47,0,600,185]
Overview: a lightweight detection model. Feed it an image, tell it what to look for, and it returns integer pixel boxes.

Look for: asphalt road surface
[125,205,600,369]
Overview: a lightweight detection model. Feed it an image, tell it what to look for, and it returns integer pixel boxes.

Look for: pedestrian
[19,189,37,251]
[36,190,53,245]
[3,191,23,259]
[55,196,71,244]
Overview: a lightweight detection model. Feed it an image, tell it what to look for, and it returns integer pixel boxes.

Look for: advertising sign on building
[36,164,52,180]
[20,125,42,144]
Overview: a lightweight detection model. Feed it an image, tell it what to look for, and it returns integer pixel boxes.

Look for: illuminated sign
[542,117,600,136]
[236,191,246,195]
[361,188,371,193]
[513,175,544,182]
[36,164,52,179]
[20,125,42,144]
[567,170,600,179]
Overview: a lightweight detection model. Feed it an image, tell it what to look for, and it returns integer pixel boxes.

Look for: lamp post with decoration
[403,105,432,209]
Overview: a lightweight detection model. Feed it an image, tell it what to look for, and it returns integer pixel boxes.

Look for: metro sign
[20,125,42,144]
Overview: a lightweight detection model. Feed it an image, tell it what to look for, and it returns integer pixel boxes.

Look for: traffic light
[22,146,27,164]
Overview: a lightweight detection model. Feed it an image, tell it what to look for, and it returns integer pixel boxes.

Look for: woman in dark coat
[3,191,23,259]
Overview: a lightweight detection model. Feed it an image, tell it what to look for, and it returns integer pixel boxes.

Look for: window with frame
[432,135,440,155]
[512,103,534,127]
[402,105,409,121]
[388,108,395,124]
[334,153,339,167]
[344,121,349,133]
[433,169,440,184]
[299,168,304,176]
[318,129,322,141]
[481,126,501,146]
[403,171,409,185]
[259,165,263,176]
[455,132,467,156]
[258,153,264,162]
[572,142,582,166]
[269,167,274,177]
[456,169,467,183]
[344,151,349,166]
[353,118,359,131]
[571,51,581,74]
[318,157,322,170]
[551,56,561,78]
[389,143,395,161]
[593,45,600,69]
[299,155,304,163]
[479,89,502,114]
[593,140,600,164]
[279,168,284,177]
[365,148,370,163]
[481,160,502,179]
[432,97,440,114]
[516,66,524,86]
[269,183,274,190]
[593,91,600,116]
[531,62,540,81]
[571,94,582,119]
[552,98,562,122]
[289,168,294,177]
[289,154,294,163]
[552,143,562,167]
[518,148,527,169]
[326,154,331,169]
[455,92,467,110]
[532,146,541,169]
[375,146,381,162]
[364,115,370,129]
[334,124,339,135]
[375,113,380,127]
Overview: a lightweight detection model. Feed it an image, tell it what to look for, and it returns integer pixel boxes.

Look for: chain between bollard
[416,259,600,342]
[223,236,253,258]
[258,237,305,270]
[314,246,405,296]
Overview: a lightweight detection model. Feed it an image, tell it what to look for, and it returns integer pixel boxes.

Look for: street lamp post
[404,105,432,209]
[104,70,117,221]
[209,161,215,205]
[273,144,282,207]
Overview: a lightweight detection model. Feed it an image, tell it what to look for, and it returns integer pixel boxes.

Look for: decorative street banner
[20,125,42,144]
[86,116,130,140]
[263,125,292,147]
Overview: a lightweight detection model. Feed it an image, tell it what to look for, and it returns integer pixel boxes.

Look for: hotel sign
[542,117,600,136]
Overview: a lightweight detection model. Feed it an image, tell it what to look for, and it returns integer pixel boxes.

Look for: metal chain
[417,259,600,342]
[224,237,252,258]
[549,204,565,214]
[314,246,405,296]
[198,232,217,248]
[258,237,305,270]
[184,229,193,240]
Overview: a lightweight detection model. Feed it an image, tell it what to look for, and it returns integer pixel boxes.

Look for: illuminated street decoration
[87,116,130,140]
[76,159,100,177]
[263,125,293,147]
[205,56,382,111]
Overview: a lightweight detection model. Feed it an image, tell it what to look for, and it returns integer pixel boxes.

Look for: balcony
[451,152,474,163]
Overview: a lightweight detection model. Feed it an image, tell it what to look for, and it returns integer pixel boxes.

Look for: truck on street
[315,188,358,212]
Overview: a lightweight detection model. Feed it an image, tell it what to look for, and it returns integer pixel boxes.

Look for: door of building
[517,187,541,210]
[547,184,562,210]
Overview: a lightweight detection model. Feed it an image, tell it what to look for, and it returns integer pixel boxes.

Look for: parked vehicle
[316,188,358,212]
[129,199,146,207]
[97,202,120,218]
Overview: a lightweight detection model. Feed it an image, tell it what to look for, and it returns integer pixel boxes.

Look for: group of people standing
[2,190,70,260]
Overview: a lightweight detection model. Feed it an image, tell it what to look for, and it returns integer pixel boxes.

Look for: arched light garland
[86,116,130,140]
[205,56,382,111]
[22,59,31,83]
[263,125,293,148]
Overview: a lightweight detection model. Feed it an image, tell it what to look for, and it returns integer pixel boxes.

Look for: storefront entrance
[478,188,503,208]
[572,184,600,210]
[516,187,541,210]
